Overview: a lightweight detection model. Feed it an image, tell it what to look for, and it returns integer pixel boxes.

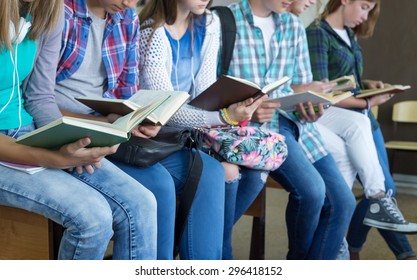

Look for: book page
[224,75,261,90]
[128,90,189,125]
[269,91,352,112]
[112,96,169,131]
[262,76,291,94]
[0,161,45,174]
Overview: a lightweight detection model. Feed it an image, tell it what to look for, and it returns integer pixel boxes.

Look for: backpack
[210,6,236,75]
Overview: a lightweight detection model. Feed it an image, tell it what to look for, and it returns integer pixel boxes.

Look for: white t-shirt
[253,14,275,66]
[333,28,352,47]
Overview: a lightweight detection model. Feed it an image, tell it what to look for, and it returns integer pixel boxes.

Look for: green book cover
[16,96,169,149]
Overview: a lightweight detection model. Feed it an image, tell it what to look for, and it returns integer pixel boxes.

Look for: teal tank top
[0,37,36,130]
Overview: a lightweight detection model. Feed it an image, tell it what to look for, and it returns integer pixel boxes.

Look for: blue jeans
[347,125,416,259]
[269,116,356,259]
[0,124,157,259]
[222,168,268,260]
[110,148,225,260]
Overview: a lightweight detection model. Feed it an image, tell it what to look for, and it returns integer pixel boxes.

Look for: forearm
[0,135,63,168]
[336,96,368,110]
[291,84,309,93]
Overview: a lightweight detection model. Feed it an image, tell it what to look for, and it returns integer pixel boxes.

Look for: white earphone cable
[175,39,180,91]
[12,44,22,138]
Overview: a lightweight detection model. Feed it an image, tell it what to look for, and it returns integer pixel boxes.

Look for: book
[355,85,411,99]
[76,89,190,126]
[188,75,291,111]
[268,90,353,112]
[0,161,45,174]
[330,75,357,92]
[15,96,169,149]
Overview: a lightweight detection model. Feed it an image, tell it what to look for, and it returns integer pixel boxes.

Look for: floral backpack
[203,126,288,171]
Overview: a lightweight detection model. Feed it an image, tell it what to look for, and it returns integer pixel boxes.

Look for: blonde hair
[321,0,380,38]
[0,0,62,51]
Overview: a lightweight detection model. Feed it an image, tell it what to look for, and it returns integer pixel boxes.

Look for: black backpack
[210,6,237,75]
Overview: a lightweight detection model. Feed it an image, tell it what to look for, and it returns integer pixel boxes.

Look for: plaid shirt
[56,0,140,100]
[226,0,327,162]
[306,19,380,130]
[306,19,363,94]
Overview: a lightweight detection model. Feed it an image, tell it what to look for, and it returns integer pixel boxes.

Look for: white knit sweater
[140,11,223,128]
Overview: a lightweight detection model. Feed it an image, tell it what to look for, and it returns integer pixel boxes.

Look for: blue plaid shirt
[225,0,327,162]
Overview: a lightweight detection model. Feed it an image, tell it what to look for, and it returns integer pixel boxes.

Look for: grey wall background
[360,0,417,175]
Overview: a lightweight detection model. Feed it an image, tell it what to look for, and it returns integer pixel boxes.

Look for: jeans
[269,116,356,259]
[347,126,416,259]
[222,168,268,260]
[0,124,157,260]
[110,148,225,260]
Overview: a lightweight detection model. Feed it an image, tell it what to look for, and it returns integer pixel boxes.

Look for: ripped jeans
[222,167,268,260]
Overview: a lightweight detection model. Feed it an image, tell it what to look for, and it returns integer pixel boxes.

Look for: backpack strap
[210,6,236,75]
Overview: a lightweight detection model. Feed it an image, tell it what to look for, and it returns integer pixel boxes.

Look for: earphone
[9,17,31,44]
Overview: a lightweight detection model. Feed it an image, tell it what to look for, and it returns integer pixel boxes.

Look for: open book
[330,75,357,92]
[188,75,291,111]
[0,161,45,174]
[76,90,190,126]
[269,91,353,112]
[355,85,411,99]
[16,96,169,149]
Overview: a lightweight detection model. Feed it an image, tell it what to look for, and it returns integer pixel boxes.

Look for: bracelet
[219,109,228,125]
[220,108,239,126]
[364,98,371,111]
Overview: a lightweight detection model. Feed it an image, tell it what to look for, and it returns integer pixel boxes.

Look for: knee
[345,112,371,133]
[147,176,175,205]
[222,162,240,182]
[66,201,114,240]
[111,186,158,234]
[138,188,158,215]
[296,180,326,208]
[332,186,356,219]
[345,192,357,216]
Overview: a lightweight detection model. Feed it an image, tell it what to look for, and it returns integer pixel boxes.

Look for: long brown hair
[0,0,62,51]
[140,0,213,31]
[321,0,380,38]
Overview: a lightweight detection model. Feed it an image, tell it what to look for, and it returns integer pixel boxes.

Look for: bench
[0,205,62,259]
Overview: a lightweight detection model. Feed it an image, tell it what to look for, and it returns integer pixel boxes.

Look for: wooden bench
[0,177,283,260]
[0,205,62,259]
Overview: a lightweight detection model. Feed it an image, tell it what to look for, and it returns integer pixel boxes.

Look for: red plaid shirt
[57,0,140,100]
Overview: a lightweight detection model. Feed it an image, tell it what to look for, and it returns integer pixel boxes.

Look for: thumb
[65,138,91,154]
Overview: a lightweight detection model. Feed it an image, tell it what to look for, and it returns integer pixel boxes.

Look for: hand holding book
[222,94,269,125]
